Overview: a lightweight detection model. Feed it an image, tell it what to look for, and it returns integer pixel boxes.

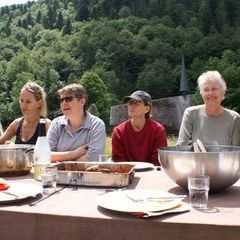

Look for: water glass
[41,166,58,195]
[188,175,210,209]
[98,154,112,162]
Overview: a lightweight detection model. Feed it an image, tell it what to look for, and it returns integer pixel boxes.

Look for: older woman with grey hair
[177,70,240,146]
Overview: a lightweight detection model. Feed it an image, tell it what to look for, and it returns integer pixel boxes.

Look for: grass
[104,137,112,155]
[104,135,177,155]
[167,135,178,146]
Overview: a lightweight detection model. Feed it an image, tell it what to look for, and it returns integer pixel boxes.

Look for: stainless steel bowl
[0,144,34,177]
[158,145,240,191]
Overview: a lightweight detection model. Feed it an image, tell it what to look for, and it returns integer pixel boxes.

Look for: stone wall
[110,94,194,134]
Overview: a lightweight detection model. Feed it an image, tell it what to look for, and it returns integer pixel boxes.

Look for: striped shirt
[47,112,106,161]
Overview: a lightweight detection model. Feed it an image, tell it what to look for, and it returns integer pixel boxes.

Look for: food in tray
[85,165,111,173]
[57,162,133,174]
[56,162,134,187]
[0,177,9,191]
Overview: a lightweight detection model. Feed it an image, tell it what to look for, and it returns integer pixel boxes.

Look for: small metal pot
[0,144,34,177]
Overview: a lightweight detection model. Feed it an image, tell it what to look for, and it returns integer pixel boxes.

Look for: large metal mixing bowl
[158,145,240,192]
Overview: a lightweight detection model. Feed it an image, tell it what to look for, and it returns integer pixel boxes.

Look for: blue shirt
[47,112,106,161]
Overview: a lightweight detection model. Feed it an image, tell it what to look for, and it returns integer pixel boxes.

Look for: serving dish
[56,161,134,188]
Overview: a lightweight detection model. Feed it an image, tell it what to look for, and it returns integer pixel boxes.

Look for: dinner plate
[118,162,154,171]
[0,181,42,204]
[97,190,182,213]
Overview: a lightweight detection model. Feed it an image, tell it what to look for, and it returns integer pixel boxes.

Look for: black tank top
[15,117,46,145]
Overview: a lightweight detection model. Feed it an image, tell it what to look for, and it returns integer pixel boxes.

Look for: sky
[0,0,37,7]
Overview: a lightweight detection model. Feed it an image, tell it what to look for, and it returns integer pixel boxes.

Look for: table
[0,168,240,240]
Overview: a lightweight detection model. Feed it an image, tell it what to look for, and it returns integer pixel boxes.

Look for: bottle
[33,136,51,181]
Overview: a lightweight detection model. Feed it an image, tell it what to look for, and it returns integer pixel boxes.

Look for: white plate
[118,162,154,171]
[0,181,42,204]
[97,190,182,213]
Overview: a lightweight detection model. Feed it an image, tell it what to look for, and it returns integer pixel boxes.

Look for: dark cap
[123,90,152,104]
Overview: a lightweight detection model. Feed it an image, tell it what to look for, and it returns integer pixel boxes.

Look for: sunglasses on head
[59,96,76,103]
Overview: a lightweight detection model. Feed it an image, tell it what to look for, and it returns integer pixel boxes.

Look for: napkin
[132,203,190,218]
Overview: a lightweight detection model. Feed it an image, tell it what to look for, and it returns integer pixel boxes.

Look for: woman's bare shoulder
[45,118,52,129]
[9,117,22,128]
[3,117,22,136]
[45,118,52,123]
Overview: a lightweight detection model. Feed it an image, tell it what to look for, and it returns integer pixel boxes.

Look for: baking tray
[56,162,134,188]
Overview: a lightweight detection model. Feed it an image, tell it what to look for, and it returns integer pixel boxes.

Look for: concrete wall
[110,94,194,134]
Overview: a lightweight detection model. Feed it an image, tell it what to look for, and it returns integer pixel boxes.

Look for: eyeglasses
[59,96,76,103]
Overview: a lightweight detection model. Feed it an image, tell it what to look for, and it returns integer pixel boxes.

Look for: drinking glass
[98,154,112,162]
[41,166,58,195]
[188,175,210,209]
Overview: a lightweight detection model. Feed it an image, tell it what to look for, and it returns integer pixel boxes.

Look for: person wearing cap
[111,90,167,166]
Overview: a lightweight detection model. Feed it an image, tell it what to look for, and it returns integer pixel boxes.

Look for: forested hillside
[0,0,240,130]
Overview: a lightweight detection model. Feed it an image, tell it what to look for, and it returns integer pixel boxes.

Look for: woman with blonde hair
[0,81,51,144]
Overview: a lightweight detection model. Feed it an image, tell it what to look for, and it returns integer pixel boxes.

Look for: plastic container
[33,136,51,181]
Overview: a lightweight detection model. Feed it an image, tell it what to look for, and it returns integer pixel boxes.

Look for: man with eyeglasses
[47,83,106,162]
[111,90,167,166]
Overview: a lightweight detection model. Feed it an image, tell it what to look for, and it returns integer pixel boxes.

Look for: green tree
[118,6,132,18]
[3,18,12,36]
[93,65,120,95]
[199,0,213,35]
[22,18,28,29]
[55,12,64,30]
[26,11,34,26]
[36,10,42,24]
[214,0,227,32]
[80,71,113,128]
[47,7,56,29]
[62,17,72,35]
[17,19,22,27]
[137,58,176,99]
[0,38,25,61]
[75,0,90,21]
[6,52,33,86]
[39,67,61,119]
[146,0,161,17]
